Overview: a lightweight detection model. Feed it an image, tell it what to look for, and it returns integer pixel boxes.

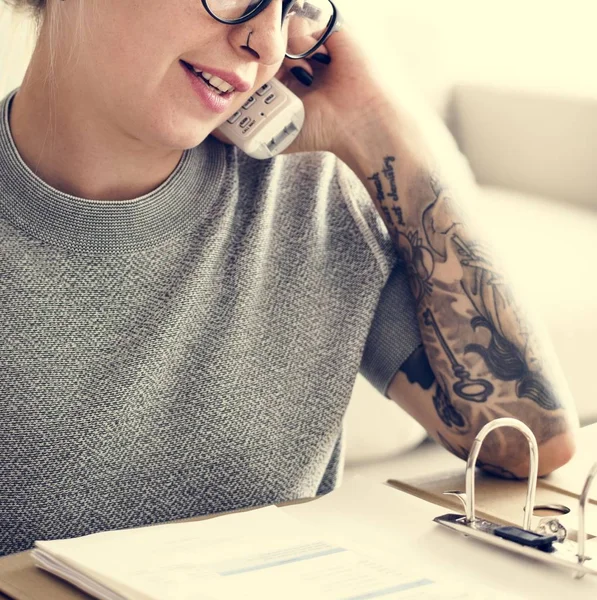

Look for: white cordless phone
[216,78,305,160]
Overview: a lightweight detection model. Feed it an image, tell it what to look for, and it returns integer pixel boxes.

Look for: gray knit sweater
[0,88,420,556]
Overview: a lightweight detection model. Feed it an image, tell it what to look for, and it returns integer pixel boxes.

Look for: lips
[181,60,235,114]
[179,59,252,93]
[181,61,233,96]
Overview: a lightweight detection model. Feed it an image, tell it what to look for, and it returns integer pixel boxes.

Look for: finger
[277,57,314,89]
[287,57,314,86]
[273,39,334,90]
[308,45,331,66]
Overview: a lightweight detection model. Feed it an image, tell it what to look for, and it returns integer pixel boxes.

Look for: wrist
[334,102,429,175]
[333,104,432,224]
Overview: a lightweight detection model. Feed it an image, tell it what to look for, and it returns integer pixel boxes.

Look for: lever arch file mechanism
[433,417,597,579]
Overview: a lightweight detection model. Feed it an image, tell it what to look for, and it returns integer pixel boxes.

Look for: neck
[10,51,183,202]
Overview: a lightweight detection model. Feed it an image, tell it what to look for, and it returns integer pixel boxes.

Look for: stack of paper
[33,502,513,599]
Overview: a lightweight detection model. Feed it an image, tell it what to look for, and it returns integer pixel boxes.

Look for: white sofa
[344,83,597,475]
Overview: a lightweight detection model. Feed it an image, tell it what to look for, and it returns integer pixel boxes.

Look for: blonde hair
[1,0,91,168]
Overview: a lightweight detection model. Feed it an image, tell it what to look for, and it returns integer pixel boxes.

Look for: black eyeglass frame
[200,0,343,60]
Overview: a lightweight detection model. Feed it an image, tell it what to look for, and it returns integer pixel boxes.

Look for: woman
[0,0,576,557]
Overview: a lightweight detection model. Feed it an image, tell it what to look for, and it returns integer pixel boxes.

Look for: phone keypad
[242,121,257,135]
[226,82,281,136]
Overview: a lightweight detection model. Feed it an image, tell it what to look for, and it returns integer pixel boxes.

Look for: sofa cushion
[451,85,597,210]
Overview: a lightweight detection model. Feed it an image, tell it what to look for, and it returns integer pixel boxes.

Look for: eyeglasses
[201,0,343,60]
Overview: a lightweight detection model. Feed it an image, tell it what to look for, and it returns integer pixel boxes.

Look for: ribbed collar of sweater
[0,88,227,254]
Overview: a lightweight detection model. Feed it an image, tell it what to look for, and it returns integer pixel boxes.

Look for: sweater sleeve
[359,263,422,397]
[333,155,422,398]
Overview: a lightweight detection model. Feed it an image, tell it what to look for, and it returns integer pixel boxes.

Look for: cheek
[257,63,285,90]
[82,4,184,85]
[79,34,151,93]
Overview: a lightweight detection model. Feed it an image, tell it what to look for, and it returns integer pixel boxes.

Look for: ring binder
[433,417,597,578]
[576,461,597,576]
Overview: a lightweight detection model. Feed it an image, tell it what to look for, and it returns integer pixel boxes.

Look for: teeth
[208,76,229,92]
[190,66,234,93]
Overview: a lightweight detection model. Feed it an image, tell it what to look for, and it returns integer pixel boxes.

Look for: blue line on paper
[219,546,347,576]
[341,578,434,599]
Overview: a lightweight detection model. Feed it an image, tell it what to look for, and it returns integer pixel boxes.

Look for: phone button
[256,83,272,96]
[264,93,276,105]
[242,96,256,110]
[239,116,251,128]
[227,111,242,124]
[241,119,256,135]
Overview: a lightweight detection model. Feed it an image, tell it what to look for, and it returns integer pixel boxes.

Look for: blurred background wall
[0,4,36,94]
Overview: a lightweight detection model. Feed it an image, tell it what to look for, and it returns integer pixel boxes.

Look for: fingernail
[290,67,313,86]
[311,53,331,65]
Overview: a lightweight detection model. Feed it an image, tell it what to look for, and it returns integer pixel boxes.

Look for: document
[33,500,514,599]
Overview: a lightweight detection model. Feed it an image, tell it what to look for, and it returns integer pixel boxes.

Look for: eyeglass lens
[205,0,334,57]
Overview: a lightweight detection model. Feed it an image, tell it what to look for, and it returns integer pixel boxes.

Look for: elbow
[438,413,579,480]
[536,431,577,477]
[499,430,577,480]
[488,407,579,479]
[474,425,578,480]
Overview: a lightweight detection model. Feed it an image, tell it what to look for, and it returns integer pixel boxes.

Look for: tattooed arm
[336,108,578,478]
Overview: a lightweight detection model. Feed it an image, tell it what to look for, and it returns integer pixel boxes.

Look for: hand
[211,23,417,161]
[273,24,407,158]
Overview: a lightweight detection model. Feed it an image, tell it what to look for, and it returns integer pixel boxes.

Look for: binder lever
[434,418,597,578]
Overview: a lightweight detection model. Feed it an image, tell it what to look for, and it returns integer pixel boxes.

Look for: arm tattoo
[399,345,467,430]
[455,236,560,411]
[368,155,568,461]
[423,308,493,404]
[433,376,466,430]
[398,344,434,390]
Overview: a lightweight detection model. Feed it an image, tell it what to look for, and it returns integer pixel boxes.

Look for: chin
[152,123,212,152]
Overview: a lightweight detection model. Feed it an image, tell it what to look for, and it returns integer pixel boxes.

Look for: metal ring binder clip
[576,461,597,578]
[433,417,597,578]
